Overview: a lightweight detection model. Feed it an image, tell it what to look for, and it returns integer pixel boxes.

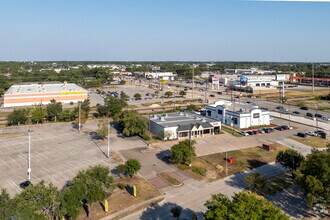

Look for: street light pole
[27,130,33,181]
[192,66,195,99]
[225,151,228,176]
[78,102,81,131]
[107,119,110,158]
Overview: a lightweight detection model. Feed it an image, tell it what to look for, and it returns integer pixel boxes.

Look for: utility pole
[192,65,195,99]
[107,119,110,158]
[78,102,81,131]
[148,114,151,147]
[312,63,315,94]
[204,82,207,103]
[315,105,318,131]
[27,130,33,181]
[225,151,228,176]
[288,105,291,127]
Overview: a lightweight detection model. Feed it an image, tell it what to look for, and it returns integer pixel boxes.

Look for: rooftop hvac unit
[179,112,184,116]
[160,116,166,121]
[153,115,158,119]
[202,119,206,123]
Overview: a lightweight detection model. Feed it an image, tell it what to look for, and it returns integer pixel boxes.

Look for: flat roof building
[149,111,221,141]
[3,82,88,107]
[205,100,270,129]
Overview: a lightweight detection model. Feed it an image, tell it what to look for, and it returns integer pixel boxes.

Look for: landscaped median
[77,175,163,220]
[158,172,182,187]
[176,144,288,181]
[221,125,242,137]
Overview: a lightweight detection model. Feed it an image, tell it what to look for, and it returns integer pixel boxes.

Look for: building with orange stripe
[3,82,88,108]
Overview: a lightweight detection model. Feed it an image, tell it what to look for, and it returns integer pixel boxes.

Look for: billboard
[276,74,286,82]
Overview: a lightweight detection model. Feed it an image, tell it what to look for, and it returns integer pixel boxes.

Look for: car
[277,106,288,112]
[217,92,223,95]
[281,125,292,130]
[146,93,150,96]
[275,126,284,131]
[247,131,254,135]
[300,106,309,110]
[209,94,215,97]
[292,111,301,115]
[264,128,274,133]
[321,116,329,121]
[199,88,204,92]
[253,130,261,134]
[306,112,314,118]
[69,101,74,105]
[240,131,249,136]
[20,180,32,189]
[258,129,265,134]
[314,113,323,118]
[297,132,307,138]
[315,130,325,135]
[306,131,317,136]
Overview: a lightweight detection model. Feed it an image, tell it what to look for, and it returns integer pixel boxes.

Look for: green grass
[159,172,181,186]
[221,125,242,137]
[178,145,288,181]
[290,136,329,148]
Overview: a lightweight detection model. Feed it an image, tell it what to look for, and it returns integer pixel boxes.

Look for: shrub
[192,166,206,176]
[171,206,182,218]
[117,164,126,174]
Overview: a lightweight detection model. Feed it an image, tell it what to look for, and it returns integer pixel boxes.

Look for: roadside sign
[160,79,167,84]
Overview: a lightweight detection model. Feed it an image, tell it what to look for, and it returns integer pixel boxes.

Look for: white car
[306,131,317,136]
[240,131,249,136]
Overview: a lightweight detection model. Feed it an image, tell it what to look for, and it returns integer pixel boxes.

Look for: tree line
[6,99,90,126]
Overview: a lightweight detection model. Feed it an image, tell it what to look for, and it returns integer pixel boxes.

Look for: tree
[114,110,147,137]
[31,105,47,124]
[14,181,60,220]
[134,93,142,99]
[179,90,186,96]
[120,93,129,99]
[7,108,30,125]
[61,165,115,218]
[164,91,173,98]
[125,159,141,177]
[46,99,63,121]
[96,119,108,139]
[0,189,15,220]
[99,96,127,117]
[204,192,289,220]
[186,104,198,111]
[170,140,196,165]
[245,172,266,194]
[276,149,304,171]
[294,150,330,209]
[74,99,90,123]
[60,109,75,122]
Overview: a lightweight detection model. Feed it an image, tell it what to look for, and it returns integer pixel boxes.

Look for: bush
[125,159,141,177]
[117,164,126,174]
[139,132,150,141]
[192,166,206,176]
[171,206,182,218]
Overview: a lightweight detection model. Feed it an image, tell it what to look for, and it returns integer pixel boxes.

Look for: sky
[0,0,329,62]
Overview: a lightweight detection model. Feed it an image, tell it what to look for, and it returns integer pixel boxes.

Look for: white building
[144,72,176,80]
[205,100,270,129]
[149,111,221,141]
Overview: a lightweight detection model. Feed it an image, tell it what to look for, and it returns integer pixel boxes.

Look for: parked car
[277,106,288,112]
[275,126,284,131]
[258,129,266,134]
[240,131,249,136]
[297,132,307,138]
[314,113,323,118]
[292,111,301,115]
[209,94,215,97]
[281,125,292,130]
[315,130,326,136]
[20,180,32,189]
[306,112,314,118]
[306,131,317,136]
[321,116,329,121]
[300,106,309,110]
[247,131,254,135]
[264,128,274,133]
[253,130,261,135]
[217,92,223,95]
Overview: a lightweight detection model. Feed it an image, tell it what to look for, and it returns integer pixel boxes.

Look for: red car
[253,130,261,134]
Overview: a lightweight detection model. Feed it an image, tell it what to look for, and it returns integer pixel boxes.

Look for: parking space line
[7,179,22,193]
[0,159,11,168]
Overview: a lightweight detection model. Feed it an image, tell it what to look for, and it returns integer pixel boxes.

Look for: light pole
[225,151,228,176]
[107,119,110,158]
[27,129,33,181]
[78,101,81,131]
[315,105,319,131]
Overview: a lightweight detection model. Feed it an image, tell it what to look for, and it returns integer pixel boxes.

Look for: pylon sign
[160,79,167,84]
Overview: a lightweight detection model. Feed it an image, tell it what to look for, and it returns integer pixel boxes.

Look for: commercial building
[3,82,88,107]
[149,111,221,141]
[144,72,176,80]
[205,100,270,129]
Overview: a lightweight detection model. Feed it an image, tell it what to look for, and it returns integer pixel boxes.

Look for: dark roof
[177,122,213,132]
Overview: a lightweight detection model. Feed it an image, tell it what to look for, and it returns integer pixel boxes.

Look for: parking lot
[0,124,121,196]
